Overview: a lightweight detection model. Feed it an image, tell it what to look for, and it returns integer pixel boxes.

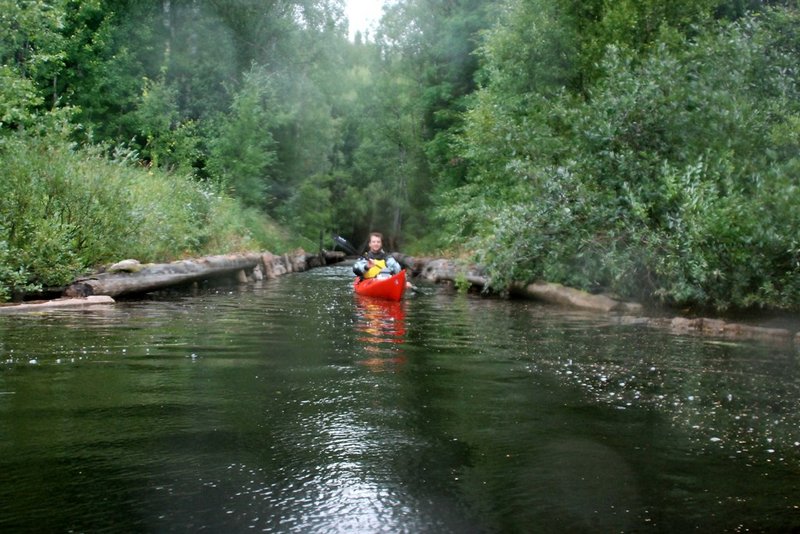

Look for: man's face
[369,235,382,252]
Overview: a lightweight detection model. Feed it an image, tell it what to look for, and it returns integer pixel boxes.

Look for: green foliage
[202,198,292,254]
[0,0,356,301]
[0,128,133,286]
[336,0,496,248]
[477,0,580,94]
[0,128,286,301]
[5,0,800,315]
[448,7,800,311]
[0,240,38,301]
[0,0,67,85]
[206,66,278,207]
[132,76,202,174]
[0,65,44,130]
[267,68,339,206]
[278,173,334,244]
[0,0,67,132]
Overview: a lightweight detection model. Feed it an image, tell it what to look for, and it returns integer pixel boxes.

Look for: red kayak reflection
[353,294,407,370]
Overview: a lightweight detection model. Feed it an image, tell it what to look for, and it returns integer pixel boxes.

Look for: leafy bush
[449,10,800,311]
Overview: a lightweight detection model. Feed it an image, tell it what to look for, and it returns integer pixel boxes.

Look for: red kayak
[353,270,407,301]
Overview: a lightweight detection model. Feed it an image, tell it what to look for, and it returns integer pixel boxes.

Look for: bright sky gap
[344,0,385,39]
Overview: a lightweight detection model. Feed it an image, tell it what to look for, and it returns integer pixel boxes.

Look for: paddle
[332,234,360,256]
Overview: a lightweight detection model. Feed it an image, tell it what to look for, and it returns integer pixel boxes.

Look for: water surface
[1,264,798,532]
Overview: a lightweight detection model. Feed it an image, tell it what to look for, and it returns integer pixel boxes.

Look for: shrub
[0,128,286,301]
[451,10,800,311]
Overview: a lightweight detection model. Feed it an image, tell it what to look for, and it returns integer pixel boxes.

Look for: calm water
[1,264,798,532]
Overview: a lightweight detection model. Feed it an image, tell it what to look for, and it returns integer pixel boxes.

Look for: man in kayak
[353,232,402,279]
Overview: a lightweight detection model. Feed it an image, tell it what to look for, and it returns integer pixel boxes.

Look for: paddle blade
[332,235,359,256]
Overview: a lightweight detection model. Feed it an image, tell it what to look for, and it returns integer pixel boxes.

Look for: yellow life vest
[364,258,387,279]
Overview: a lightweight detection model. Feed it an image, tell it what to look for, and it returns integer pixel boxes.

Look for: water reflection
[353,295,407,370]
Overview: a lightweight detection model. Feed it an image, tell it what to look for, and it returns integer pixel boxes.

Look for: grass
[0,130,291,301]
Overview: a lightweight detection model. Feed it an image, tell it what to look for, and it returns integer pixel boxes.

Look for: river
[1,264,798,532]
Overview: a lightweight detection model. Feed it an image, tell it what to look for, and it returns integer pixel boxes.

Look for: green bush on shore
[0,129,289,302]
[445,9,800,312]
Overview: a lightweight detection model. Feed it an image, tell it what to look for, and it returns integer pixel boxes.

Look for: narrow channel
[1,264,798,532]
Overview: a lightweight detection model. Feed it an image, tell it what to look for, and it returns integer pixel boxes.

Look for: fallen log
[64,250,346,298]
[0,296,115,314]
[669,317,794,342]
[510,281,643,314]
[420,259,488,287]
[397,254,643,313]
[615,315,795,344]
[394,254,488,288]
[392,253,434,276]
[65,253,264,297]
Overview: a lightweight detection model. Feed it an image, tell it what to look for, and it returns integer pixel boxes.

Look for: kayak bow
[353,270,407,301]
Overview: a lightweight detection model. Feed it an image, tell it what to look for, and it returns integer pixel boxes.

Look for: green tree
[0,0,66,131]
[206,66,278,208]
[339,0,495,247]
[0,65,43,131]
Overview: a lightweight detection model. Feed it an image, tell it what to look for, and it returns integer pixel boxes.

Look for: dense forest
[2,0,799,312]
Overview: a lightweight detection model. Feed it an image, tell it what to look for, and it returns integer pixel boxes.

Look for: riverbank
[395,254,800,348]
[0,249,345,312]
[2,249,798,348]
